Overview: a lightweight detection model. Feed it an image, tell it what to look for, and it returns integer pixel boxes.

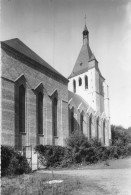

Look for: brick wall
[1,48,68,149]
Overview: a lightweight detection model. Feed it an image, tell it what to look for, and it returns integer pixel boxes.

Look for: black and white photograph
[1,0,131,194]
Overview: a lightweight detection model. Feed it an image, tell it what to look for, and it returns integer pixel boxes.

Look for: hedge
[34,131,131,168]
[1,145,32,177]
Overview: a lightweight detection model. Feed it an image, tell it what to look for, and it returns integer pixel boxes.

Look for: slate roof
[1,38,68,83]
[68,90,91,111]
[68,25,105,79]
[68,42,98,79]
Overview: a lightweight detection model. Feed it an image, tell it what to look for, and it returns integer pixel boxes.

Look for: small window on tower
[79,77,82,86]
[80,62,83,66]
[85,75,88,89]
[73,79,76,93]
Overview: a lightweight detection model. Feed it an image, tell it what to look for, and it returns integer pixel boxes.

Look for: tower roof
[84,24,88,32]
[68,25,104,79]
[68,35,97,79]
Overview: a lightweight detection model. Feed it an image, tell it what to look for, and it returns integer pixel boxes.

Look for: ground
[2,158,131,195]
[38,157,131,195]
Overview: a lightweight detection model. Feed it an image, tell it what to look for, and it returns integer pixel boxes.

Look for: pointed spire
[84,24,88,31]
[83,15,89,45]
[84,14,87,25]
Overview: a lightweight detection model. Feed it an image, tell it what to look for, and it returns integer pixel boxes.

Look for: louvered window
[73,80,76,93]
[79,77,82,86]
[85,75,88,89]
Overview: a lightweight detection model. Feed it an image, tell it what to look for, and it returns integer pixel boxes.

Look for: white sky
[1,0,131,128]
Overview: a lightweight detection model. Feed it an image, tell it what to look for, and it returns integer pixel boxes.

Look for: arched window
[19,85,25,132]
[80,112,84,133]
[79,77,82,86]
[89,114,92,139]
[38,92,43,134]
[52,98,57,136]
[71,108,74,133]
[73,80,76,93]
[96,117,99,140]
[85,75,88,89]
[103,120,105,144]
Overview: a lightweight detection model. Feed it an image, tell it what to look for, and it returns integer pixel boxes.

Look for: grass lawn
[1,171,81,195]
[2,157,131,195]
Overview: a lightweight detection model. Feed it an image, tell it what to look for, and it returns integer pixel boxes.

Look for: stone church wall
[1,47,68,150]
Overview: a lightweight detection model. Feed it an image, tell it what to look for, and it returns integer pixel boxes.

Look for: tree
[111,125,131,146]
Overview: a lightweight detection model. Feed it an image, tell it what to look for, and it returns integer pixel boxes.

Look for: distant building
[68,25,111,146]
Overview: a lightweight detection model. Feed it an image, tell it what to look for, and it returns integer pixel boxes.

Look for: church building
[68,25,111,146]
[1,38,69,150]
[1,24,111,151]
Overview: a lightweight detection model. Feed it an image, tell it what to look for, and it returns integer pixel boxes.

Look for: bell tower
[68,23,105,113]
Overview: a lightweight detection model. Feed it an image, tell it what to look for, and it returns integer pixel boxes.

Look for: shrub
[65,131,102,164]
[61,148,74,167]
[35,145,67,167]
[84,147,97,163]
[1,145,31,176]
[1,145,15,176]
[35,129,131,169]
[65,130,89,149]
[127,144,131,155]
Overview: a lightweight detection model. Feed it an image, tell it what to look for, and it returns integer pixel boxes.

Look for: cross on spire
[84,14,86,25]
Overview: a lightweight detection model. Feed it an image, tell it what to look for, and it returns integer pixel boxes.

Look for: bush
[1,145,31,176]
[65,130,89,149]
[65,131,102,164]
[35,129,131,169]
[35,145,67,167]
[84,147,97,163]
[1,145,15,176]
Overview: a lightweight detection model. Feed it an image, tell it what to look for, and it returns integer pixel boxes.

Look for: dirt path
[38,158,131,195]
[52,169,131,195]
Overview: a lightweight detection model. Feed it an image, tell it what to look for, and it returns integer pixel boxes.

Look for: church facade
[68,25,111,146]
[1,39,69,150]
[1,25,111,150]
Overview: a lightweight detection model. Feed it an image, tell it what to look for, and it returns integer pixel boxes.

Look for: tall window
[52,98,57,136]
[19,85,25,132]
[89,114,92,139]
[38,92,43,134]
[73,80,76,93]
[79,77,82,86]
[96,117,99,140]
[80,112,84,132]
[103,120,105,144]
[85,75,88,89]
[71,109,74,133]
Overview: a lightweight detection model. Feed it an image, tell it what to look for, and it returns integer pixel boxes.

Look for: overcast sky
[1,0,131,128]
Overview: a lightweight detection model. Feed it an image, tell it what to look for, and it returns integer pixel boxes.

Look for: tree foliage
[111,125,131,146]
